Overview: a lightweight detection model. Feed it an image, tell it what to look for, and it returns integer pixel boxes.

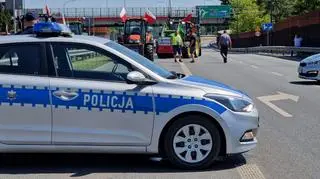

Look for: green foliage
[0,9,12,32]
[293,0,320,15]
[230,0,270,34]
[258,0,320,22]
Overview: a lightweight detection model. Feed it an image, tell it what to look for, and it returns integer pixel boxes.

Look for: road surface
[0,49,319,179]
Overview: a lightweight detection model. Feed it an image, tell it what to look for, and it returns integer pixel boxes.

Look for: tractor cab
[119,18,154,61]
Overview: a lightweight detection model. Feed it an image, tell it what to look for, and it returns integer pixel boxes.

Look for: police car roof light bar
[34,15,72,38]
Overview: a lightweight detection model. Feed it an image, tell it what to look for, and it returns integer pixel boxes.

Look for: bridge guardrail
[230,46,320,56]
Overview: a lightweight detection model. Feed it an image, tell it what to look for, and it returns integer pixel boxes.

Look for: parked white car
[298,53,320,82]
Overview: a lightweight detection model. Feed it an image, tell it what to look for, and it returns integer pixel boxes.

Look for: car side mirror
[127,71,156,85]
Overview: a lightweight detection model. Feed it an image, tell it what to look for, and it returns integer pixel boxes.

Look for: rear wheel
[164,115,221,169]
[145,44,154,61]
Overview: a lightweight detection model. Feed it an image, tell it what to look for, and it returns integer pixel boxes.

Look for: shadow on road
[0,153,246,177]
[290,81,320,86]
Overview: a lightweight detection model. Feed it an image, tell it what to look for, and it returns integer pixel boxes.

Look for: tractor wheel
[145,44,154,61]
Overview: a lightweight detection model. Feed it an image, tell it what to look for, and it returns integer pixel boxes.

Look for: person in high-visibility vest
[146,30,153,43]
[171,31,183,63]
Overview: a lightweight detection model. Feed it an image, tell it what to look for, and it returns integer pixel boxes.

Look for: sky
[25,0,220,8]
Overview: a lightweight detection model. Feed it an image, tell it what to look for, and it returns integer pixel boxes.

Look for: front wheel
[164,115,221,169]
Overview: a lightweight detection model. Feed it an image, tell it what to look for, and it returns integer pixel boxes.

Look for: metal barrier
[230,46,320,56]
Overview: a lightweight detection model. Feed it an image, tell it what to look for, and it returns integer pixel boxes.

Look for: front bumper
[221,107,259,154]
[157,45,173,54]
[298,67,319,80]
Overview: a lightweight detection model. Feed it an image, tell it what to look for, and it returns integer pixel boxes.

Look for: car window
[0,44,42,76]
[51,43,133,82]
[105,41,174,79]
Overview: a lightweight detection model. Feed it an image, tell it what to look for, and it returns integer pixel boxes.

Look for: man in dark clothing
[16,12,38,35]
[218,30,232,63]
[188,30,197,63]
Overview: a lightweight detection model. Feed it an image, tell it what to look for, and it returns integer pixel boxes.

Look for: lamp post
[63,0,76,24]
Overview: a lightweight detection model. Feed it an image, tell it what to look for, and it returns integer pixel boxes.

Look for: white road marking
[237,164,266,179]
[271,71,284,76]
[179,62,193,75]
[250,65,259,69]
[257,91,299,118]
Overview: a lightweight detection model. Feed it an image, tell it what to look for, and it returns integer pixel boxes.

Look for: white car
[0,21,259,169]
[298,53,320,82]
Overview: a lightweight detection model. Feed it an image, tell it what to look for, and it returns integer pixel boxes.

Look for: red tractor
[118,18,154,61]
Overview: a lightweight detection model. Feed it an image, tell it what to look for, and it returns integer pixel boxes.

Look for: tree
[230,0,270,34]
[258,0,296,23]
[258,0,320,23]
[293,0,320,15]
[0,9,12,33]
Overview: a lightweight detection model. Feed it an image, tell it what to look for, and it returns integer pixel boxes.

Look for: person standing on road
[171,31,183,63]
[218,30,232,63]
[15,12,39,35]
[189,30,197,63]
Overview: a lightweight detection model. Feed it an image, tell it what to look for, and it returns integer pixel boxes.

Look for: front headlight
[204,94,254,112]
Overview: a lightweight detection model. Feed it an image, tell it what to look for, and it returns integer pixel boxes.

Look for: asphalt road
[0,49,319,179]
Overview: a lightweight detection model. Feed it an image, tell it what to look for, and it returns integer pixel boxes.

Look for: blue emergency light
[33,14,72,37]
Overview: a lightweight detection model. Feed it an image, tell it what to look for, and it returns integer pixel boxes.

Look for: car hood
[301,53,320,63]
[177,75,248,98]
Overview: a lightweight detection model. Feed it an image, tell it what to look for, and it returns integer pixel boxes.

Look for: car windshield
[105,41,176,79]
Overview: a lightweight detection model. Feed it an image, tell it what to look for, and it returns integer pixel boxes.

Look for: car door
[0,43,51,144]
[48,42,154,146]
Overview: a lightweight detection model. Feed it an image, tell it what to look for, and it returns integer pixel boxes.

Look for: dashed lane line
[250,65,259,69]
[178,62,193,75]
[270,71,284,77]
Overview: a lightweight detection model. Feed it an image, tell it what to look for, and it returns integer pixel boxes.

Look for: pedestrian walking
[294,34,303,57]
[218,30,232,63]
[188,30,197,63]
[171,31,183,63]
[294,34,303,47]
[16,12,39,35]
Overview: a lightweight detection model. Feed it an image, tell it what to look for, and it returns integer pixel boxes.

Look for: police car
[0,20,259,169]
[298,53,320,82]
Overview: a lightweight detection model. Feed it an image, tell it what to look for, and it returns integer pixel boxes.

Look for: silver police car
[0,25,259,169]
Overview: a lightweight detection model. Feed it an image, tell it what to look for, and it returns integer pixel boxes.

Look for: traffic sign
[262,23,273,31]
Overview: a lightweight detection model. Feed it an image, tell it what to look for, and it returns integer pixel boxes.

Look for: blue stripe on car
[0,85,227,115]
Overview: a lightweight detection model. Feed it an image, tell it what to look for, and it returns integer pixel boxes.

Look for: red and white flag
[144,9,156,24]
[182,13,192,22]
[43,4,51,16]
[120,7,127,22]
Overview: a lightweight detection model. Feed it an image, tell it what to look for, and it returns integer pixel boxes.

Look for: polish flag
[120,7,127,22]
[43,4,51,16]
[182,13,192,22]
[144,9,156,24]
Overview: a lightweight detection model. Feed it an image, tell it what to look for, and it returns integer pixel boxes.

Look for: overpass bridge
[24,7,230,36]
[25,7,196,25]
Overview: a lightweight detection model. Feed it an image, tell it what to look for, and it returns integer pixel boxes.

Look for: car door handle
[53,90,79,101]
[7,90,16,100]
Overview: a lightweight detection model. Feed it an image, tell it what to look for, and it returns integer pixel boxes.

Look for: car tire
[145,44,154,61]
[164,115,221,170]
